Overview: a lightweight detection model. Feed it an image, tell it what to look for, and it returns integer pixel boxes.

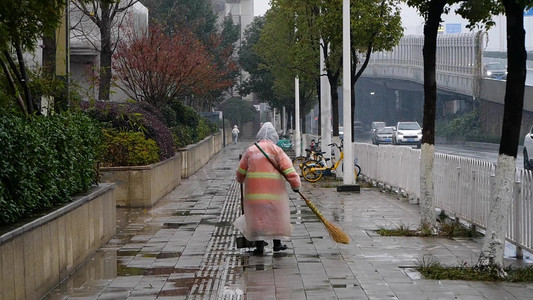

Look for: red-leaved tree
[113,26,234,106]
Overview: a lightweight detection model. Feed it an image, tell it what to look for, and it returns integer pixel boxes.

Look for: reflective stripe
[246,172,282,179]
[283,167,296,175]
[237,167,247,175]
[246,193,283,201]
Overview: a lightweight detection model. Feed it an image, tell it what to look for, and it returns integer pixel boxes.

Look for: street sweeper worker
[234,122,301,254]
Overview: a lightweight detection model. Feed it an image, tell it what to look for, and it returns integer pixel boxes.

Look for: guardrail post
[513,179,523,259]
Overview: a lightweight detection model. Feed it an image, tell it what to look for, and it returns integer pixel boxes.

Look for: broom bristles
[303,196,350,244]
[324,221,350,244]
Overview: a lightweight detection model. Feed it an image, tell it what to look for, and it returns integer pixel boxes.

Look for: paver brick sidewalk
[44,141,533,299]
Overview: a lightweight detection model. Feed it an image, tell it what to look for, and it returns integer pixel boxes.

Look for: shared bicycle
[299,140,361,183]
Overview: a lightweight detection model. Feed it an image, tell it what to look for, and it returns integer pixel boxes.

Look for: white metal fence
[354,142,533,255]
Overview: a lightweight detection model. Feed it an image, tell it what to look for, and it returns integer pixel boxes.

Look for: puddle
[243,264,272,271]
[157,252,181,259]
[141,253,159,258]
[117,265,147,276]
[163,222,199,228]
[173,211,192,216]
[117,250,140,257]
[157,288,189,296]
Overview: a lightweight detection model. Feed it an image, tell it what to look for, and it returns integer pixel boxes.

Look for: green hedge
[165,102,218,148]
[101,129,160,166]
[0,109,101,224]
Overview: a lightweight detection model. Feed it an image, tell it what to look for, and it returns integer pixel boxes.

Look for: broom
[254,143,350,244]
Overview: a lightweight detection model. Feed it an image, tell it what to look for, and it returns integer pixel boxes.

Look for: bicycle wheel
[292,156,307,175]
[354,164,361,179]
[302,162,323,182]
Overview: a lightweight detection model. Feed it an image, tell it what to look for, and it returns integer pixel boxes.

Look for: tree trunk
[419,0,446,229]
[328,69,340,137]
[15,43,34,114]
[98,5,112,101]
[351,44,372,142]
[0,56,27,115]
[477,0,526,274]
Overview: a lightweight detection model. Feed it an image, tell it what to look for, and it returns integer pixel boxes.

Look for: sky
[254,0,270,16]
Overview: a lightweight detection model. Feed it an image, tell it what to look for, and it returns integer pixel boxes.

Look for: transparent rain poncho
[234,122,300,241]
[256,122,279,144]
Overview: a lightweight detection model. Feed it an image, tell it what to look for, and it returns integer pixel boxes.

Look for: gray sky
[254,0,270,16]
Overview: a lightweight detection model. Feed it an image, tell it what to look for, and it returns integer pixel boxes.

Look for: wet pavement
[43,141,533,300]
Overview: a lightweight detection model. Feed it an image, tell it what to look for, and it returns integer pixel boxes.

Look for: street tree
[142,0,240,111]
[0,0,66,115]
[112,26,234,107]
[475,0,533,275]
[256,3,319,133]
[406,0,501,230]
[142,0,217,42]
[221,97,258,128]
[239,17,279,110]
[70,0,139,101]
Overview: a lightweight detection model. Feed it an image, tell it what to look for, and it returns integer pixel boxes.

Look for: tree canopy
[0,0,66,114]
[113,26,234,107]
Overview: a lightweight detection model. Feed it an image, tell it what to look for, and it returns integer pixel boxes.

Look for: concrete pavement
[44,140,533,299]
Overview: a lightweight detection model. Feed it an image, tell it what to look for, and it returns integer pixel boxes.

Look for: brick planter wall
[99,153,182,207]
[0,184,115,300]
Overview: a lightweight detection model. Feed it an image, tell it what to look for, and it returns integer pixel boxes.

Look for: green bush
[172,124,194,148]
[101,129,160,166]
[167,101,219,148]
[0,109,101,224]
[436,111,480,139]
[196,119,212,141]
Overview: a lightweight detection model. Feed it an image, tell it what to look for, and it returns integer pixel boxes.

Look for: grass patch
[417,256,533,282]
[377,224,419,236]
[377,212,482,238]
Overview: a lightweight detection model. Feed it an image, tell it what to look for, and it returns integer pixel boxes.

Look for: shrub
[79,101,175,160]
[0,109,101,224]
[196,118,212,141]
[436,111,480,139]
[101,129,159,166]
[172,124,194,148]
[167,101,219,148]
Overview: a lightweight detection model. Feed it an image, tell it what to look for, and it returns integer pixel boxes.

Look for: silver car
[392,121,422,148]
[371,121,386,144]
[375,126,395,145]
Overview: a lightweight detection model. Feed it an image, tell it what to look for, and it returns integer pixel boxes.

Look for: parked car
[483,62,507,80]
[371,121,386,144]
[375,126,395,145]
[523,125,533,170]
[392,121,422,148]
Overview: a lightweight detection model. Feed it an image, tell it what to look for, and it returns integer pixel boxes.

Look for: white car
[392,121,422,149]
[523,125,533,170]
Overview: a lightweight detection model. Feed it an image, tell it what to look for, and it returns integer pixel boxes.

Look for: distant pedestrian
[234,122,301,254]
[232,125,240,144]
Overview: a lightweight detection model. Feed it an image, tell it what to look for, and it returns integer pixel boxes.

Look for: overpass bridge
[359,31,533,137]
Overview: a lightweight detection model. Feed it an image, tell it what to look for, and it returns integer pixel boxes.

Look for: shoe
[273,244,288,252]
[253,240,265,255]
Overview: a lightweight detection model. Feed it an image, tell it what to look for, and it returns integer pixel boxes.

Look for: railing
[354,142,533,256]
[365,31,484,97]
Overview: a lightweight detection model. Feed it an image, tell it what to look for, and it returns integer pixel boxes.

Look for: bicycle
[292,138,323,174]
[301,140,361,182]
